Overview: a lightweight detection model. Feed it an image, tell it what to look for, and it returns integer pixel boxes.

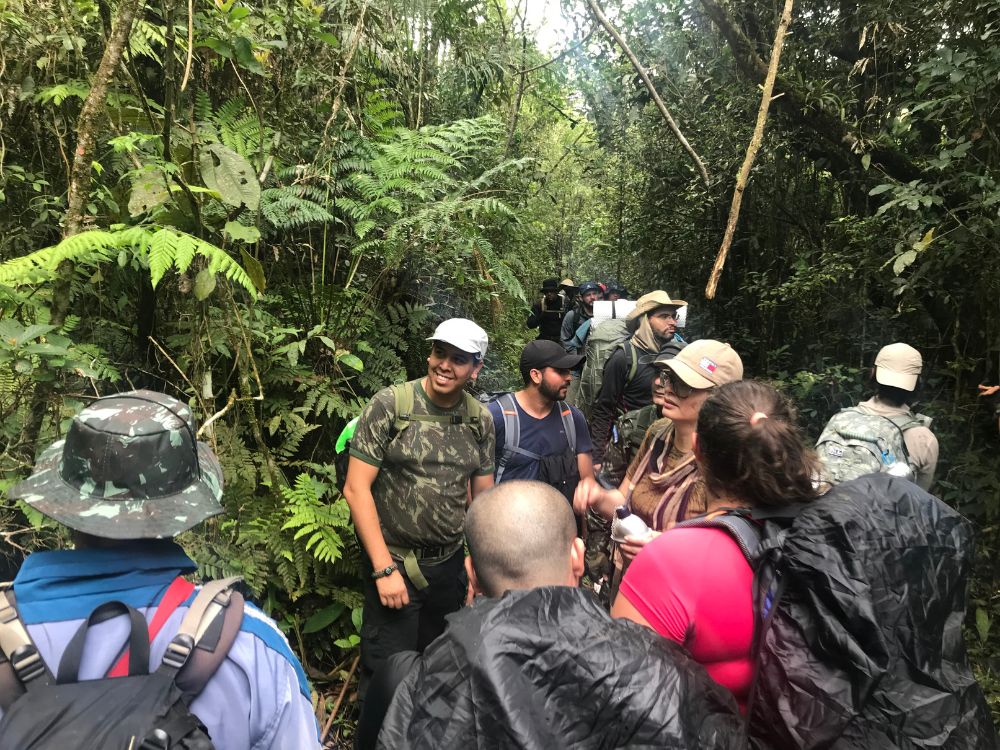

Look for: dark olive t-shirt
[350,379,495,548]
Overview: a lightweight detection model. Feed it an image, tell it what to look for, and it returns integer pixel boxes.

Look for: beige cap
[560,278,576,288]
[874,342,922,391]
[626,290,689,321]
[427,318,489,359]
[659,339,743,389]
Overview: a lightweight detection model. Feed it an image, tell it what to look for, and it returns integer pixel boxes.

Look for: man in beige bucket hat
[817,342,939,490]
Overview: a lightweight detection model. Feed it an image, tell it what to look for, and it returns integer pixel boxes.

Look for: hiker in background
[377,481,743,750]
[525,278,566,343]
[558,278,577,307]
[560,280,601,354]
[816,342,938,490]
[589,291,686,468]
[489,340,592,504]
[343,319,495,708]
[574,340,743,600]
[606,282,628,302]
[2,390,319,749]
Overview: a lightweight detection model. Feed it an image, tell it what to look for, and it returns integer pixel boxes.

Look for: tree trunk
[19,0,147,463]
[705,0,795,299]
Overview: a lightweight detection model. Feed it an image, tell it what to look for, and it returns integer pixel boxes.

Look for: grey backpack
[816,406,930,484]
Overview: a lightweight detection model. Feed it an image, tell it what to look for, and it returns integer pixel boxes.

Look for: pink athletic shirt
[619,527,754,710]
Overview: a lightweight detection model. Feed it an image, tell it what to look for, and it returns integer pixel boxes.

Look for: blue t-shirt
[488,395,593,482]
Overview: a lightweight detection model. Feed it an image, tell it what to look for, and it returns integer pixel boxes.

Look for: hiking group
[0,278,994,749]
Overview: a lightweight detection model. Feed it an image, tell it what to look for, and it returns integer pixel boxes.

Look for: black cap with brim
[521,340,586,372]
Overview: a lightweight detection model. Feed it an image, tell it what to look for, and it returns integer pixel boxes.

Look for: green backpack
[816,406,930,485]
[571,318,637,420]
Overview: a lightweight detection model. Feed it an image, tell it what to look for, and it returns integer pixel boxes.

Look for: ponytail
[697,380,820,508]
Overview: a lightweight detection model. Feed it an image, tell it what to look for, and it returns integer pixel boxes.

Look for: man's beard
[539,380,566,402]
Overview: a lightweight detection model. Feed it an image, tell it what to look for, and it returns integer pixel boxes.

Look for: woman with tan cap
[574,339,743,586]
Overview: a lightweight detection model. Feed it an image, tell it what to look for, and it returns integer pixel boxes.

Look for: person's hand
[619,531,660,562]
[376,569,409,609]
[978,384,999,397]
[573,475,601,516]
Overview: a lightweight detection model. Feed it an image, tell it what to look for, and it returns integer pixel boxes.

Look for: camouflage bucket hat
[10,389,224,540]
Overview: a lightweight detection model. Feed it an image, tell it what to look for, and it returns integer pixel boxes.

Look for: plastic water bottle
[611,506,651,543]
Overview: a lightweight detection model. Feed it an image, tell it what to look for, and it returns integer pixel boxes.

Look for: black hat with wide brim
[10,390,224,540]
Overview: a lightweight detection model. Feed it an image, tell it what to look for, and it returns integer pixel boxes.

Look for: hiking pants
[357,549,466,705]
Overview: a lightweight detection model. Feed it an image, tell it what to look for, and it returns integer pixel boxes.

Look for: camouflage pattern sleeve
[348,387,397,468]
[476,405,496,476]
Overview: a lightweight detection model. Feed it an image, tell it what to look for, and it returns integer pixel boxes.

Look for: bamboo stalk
[584,0,709,186]
[704,0,796,299]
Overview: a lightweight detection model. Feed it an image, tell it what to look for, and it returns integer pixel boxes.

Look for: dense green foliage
[1,0,998,736]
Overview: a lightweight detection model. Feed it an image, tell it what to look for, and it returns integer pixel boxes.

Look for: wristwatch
[372,564,398,580]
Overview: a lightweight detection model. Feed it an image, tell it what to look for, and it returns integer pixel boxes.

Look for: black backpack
[0,577,245,749]
[678,476,997,748]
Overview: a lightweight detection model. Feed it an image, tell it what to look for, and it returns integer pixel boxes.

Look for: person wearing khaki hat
[574,339,744,604]
[589,291,688,467]
[818,342,938,490]
[343,317,496,711]
[3,390,320,749]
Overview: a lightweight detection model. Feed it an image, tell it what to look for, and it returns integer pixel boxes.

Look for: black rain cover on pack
[749,474,998,749]
[378,586,744,749]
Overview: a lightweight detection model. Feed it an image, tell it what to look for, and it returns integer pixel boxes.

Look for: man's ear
[471,360,485,381]
[569,537,585,583]
[464,555,483,596]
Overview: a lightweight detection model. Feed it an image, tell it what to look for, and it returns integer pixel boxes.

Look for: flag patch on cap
[699,357,718,374]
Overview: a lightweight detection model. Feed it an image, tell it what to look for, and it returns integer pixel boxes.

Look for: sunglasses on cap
[655,368,698,399]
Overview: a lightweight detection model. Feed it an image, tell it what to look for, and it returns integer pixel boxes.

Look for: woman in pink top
[612,380,822,710]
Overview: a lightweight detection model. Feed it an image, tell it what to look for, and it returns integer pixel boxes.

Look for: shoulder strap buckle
[161,633,195,669]
[10,644,46,683]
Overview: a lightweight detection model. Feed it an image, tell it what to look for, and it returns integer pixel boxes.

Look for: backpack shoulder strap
[390,382,412,433]
[557,401,576,453]
[161,576,244,699]
[674,510,762,566]
[625,342,639,384]
[0,583,50,706]
[495,394,544,482]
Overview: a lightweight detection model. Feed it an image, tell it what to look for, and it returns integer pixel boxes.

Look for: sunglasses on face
[655,368,696,399]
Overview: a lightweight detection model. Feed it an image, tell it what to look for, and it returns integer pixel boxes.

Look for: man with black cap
[525,278,566,342]
[3,390,319,749]
[488,340,593,502]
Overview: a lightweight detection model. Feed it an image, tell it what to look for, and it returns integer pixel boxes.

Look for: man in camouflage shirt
[343,318,495,708]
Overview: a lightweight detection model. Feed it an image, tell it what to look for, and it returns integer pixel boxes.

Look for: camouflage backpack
[816,406,930,485]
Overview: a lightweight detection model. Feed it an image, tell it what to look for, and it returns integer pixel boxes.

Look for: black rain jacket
[378,586,744,749]
[749,474,998,749]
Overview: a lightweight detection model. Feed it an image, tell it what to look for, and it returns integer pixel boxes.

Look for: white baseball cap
[427,318,489,359]
[874,343,922,391]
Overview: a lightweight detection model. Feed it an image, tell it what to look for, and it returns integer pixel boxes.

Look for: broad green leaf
[338,352,364,371]
[225,221,261,244]
[233,36,265,75]
[129,174,170,216]
[198,143,260,211]
[892,249,918,276]
[194,268,217,300]
[14,359,33,374]
[861,154,871,171]
[868,184,893,196]
[976,607,991,644]
[303,603,345,634]
[239,248,267,293]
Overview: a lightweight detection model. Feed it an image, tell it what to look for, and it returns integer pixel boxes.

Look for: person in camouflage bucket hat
[2,389,321,749]
[10,389,223,539]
